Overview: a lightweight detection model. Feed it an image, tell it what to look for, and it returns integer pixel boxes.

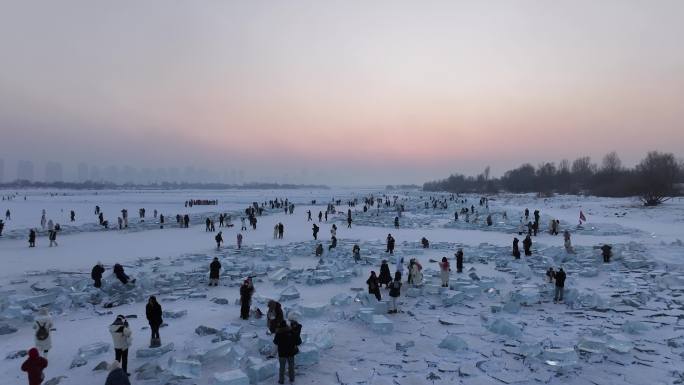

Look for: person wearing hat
[21,348,48,385]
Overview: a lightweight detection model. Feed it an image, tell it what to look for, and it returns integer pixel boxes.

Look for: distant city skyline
[1,1,683,185]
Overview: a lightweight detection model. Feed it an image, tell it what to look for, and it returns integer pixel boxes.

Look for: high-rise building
[45,162,63,182]
[17,160,34,181]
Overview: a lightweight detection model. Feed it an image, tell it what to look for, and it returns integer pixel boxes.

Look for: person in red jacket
[21,348,48,385]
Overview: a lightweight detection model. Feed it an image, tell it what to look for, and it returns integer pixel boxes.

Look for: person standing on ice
[109,315,132,375]
[318,211,323,222]
[388,272,402,314]
[215,231,224,249]
[512,237,520,259]
[409,259,423,286]
[315,243,323,257]
[524,208,529,221]
[70,210,75,222]
[366,271,381,301]
[267,301,284,334]
[21,348,47,385]
[306,210,312,221]
[312,223,319,240]
[239,278,254,320]
[0,219,4,237]
[33,308,53,356]
[273,224,278,239]
[455,248,464,273]
[278,222,284,239]
[394,255,404,280]
[209,257,221,286]
[563,230,574,253]
[145,296,162,347]
[205,218,211,232]
[394,216,399,228]
[330,224,337,237]
[28,229,36,247]
[523,235,533,256]
[328,235,337,251]
[48,228,57,247]
[553,268,566,303]
[92,262,105,288]
[273,320,301,385]
[438,257,450,287]
[352,244,361,263]
[601,244,612,263]
[237,233,243,249]
[40,213,46,230]
[117,216,123,230]
[159,214,164,229]
[5,209,10,220]
[379,260,392,288]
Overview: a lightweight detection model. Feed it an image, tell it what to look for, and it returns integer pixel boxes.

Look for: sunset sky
[1,1,683,185]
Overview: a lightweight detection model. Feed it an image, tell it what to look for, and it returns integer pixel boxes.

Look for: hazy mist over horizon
[1,1,683,186]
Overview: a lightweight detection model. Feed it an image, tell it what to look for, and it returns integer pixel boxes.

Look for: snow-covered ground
[1,188,683,385]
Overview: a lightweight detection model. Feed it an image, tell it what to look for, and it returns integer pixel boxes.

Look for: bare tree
[635,151,679,206]
[601,151,622,174]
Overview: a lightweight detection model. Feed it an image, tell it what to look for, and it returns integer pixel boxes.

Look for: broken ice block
[396,340,415,352]
[195,325,220,336]
[372,300,388,314]
[358,308,374,323]
[622,321,649,334]
[198,343,246,365]
[269,268,289,283]
[606,334,633,353]
[441,291,466,306]
[485,318,522,338]
[245,358,276,384]
[219,324,243,342]
[542,347,578,368]
[312,329,334,350]
[438,335,468,351]
[300,303,327,317]
[279,286,300,301]
[212,369,249,385]
[296,344,319,366]
[135,343,174,358]
[162,310,188,318]
[424,284,442,295]
[168,357,201,379]
[330,293,352,306]
[577,337,606,354]
[77,342,110,359]
[370,315,393,334]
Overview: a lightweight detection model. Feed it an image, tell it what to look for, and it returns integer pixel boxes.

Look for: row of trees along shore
[423,151,683,206]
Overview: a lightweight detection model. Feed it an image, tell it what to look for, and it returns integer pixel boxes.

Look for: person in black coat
[601,244,612,263]
[455,249,464,273]
[388,272,402,313]
[209,257,221,286]
[29,229,36,247]
[113,263,132,285]
[145,296,163,347]
[239,279,254,320]
[0,220,4,236]
[523,235,532,256]
[105,361,130,385]
[328,235,337,251]
[215,231,223,250]
[553,268,566,303]
[366,271,381,301]
[273,320,302,384]
[512,237,521,259]
[378,260,392,288]
[312,224,319,240]
[92,262,105,288]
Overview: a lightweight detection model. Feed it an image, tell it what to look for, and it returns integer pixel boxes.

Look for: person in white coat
[409,259,423,286]
[109,315,133,375]
[33,308,53,356]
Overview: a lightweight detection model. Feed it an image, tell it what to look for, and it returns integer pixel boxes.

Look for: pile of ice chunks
[484,317,522,338]
[438,334,468,351]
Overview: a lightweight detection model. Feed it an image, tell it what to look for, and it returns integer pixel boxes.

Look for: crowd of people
[10,193,620,385]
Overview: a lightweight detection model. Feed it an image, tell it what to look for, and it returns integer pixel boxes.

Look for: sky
[1,0,683,185]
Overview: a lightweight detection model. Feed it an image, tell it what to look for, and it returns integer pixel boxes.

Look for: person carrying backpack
[33,309,52,356]
[388,272,402,314]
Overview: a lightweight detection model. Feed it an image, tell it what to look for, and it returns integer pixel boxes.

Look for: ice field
[1,188,683,385]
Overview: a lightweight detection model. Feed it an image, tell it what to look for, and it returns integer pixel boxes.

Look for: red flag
[579,210,587,222]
